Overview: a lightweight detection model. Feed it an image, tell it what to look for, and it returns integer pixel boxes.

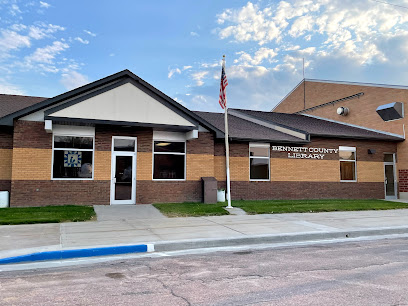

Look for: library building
[0,70,406,207]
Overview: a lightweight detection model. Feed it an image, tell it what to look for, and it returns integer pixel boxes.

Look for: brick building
[274,79,408,199]
[0,71,403,206]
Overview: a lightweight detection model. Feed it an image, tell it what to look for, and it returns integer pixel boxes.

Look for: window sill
[340,180,357,183]
[52,178,94,181]
[152,179,186,181]
[250,179,270,182]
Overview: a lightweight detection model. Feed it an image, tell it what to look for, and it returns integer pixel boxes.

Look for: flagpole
[223,55,232,209]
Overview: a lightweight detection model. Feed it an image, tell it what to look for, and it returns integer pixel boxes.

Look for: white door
[384,153,397,200]
[110,137,137,205]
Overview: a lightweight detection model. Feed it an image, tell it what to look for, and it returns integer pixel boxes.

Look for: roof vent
[337,107,349,116]
[376,102,404,121]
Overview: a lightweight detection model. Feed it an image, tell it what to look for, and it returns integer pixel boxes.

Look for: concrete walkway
[1,209,408,259]
[93,204,166,221]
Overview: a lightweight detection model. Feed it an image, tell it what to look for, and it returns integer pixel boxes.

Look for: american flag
[219,58,228,109]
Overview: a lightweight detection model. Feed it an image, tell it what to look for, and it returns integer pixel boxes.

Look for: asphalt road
[1,238,408,305]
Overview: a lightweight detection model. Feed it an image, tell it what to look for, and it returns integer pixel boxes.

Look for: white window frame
[249,143,270,182]
[51,132,95,181]
[339,146,357,182]
[152,140,186,181]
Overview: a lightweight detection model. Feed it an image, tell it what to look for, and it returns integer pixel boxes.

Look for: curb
[153,226,408,252]
[0,244,154,265]
[2,226,408,265]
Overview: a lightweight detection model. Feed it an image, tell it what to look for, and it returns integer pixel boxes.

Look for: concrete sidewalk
[2,209,408,260]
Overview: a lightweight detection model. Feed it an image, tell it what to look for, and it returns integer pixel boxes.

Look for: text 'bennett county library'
[0,69,407,207]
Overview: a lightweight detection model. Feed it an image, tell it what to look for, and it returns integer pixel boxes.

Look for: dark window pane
[153,154,185,179]
[154,141,185,153]
[250,158,269,180]
[54,136,93,149]
[115,156,133,200]
[340,161,356,181]
[114,139,135,152]
[53,150,93,178]
[384,154,394,162]
[339,150,355,160]
[250,147,269,157]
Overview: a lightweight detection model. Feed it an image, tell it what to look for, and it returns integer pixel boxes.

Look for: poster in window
[64,151,82,167]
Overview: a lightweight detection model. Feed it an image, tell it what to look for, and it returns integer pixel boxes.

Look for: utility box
[0,191,9,208]
[201,177,217,204]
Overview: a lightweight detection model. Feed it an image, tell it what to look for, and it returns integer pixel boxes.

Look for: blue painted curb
[0,244,151,265]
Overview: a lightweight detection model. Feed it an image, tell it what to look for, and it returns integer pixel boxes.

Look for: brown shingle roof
[194,111,308,143]
[0,94,47,119]
[233,109,403,141]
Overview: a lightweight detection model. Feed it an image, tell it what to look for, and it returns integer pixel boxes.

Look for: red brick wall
[217,181,384,200]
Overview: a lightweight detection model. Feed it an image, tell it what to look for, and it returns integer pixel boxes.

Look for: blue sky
[1,0,408,112]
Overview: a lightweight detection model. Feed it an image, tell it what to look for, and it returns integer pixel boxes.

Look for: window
[153,141,185,180]
[250,143,270,181]
[339,146,356,181]
[52,135,94,179]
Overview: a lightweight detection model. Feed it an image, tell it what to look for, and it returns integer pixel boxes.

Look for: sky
[1,0,408,112]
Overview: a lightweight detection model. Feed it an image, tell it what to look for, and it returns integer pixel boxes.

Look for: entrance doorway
[384,153,397,200]
[110,136,137,205]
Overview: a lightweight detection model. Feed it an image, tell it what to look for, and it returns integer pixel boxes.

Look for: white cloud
[9,4,21,16]
[183,65,192,70]
[0,79,24,95]
[83,30,96,37]
[234,47,278,65]
[191,71,209,86]
[168,68,181,78]
[28,24,65,40]
[0,30,31,52]
[39,1,51,8]
[25,40,69,63]
[190,31,199,37]
[74,37,89,44]
[60,71,89,90]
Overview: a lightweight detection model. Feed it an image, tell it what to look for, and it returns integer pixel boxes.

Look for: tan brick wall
[187,154,214,180]
[94,151,111,180]
[358,161,384,182]
[0,149,12,180]
[214,156,226,181]
[137,152,152,180]
[12,148,52,180]
[270,158,339,182]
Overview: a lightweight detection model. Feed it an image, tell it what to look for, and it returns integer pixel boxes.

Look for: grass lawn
[153,202,229,217]
[0,205,96,225]
[233,199,408,214]
[154,199,408,217]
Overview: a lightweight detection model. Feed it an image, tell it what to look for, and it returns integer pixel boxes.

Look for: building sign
[64,151,82,167]
[271,146,339,160]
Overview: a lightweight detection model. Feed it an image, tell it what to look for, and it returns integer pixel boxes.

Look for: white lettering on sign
[271,146,339,160]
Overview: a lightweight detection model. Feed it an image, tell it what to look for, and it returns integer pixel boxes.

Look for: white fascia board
[229,109,308,140]
[53,124,95,136]
[301,113,405,139]
[339,146,356,151]
[249,142,270,148]
[153,130,186,141]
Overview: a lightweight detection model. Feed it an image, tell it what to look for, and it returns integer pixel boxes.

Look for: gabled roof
[194,111,309,143]
[0,94,47,118]
[232,109,404,141]
[0,70,224,136]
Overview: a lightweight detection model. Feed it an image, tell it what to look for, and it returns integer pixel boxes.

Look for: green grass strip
[153,202,229,217]
[0,205,96,225]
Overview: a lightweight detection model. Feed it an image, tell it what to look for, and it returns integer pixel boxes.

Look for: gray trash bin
[201,177,217,204]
